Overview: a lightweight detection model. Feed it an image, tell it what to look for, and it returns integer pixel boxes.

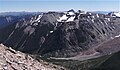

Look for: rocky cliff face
[0,10,120,57]
[0,44,65,70]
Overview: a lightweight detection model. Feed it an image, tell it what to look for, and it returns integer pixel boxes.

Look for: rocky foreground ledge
[0,44,65,70]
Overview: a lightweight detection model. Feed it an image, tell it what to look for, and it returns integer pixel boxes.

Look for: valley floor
[50,36,120,61]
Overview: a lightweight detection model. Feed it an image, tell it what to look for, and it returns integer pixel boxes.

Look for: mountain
[0,12,43,16]
[0,12,43,28]
[93,11,111,14]
[108,11,120,18]
[0,14,37,29]
[0,43,65,70]
[0,10,120,58]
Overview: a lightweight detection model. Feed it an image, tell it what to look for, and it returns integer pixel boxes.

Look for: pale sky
[0,0,120,12]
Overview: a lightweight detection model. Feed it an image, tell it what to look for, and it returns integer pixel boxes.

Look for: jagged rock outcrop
[0,10,120,57]
[0,44,65,70]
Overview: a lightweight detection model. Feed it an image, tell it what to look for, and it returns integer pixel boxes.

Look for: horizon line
[0,10,118,13]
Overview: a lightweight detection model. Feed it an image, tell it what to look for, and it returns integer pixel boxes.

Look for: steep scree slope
[0,44,65,70]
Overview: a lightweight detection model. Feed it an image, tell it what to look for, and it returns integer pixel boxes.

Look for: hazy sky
[0,0,120,12]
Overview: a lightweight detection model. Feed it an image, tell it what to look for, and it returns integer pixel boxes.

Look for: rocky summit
[0,43,65,70]
[0,9,120,58]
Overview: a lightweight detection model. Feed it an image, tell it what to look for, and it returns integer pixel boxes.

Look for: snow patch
[111,37,114,39]
[107,18,110,21]
[66,16,75,22]
[110,12,120,17]
[96,14,99,18]
[57,15,68,22]
[67,11,75,15]
[92,19,94,23]
[92,16,95,19]
[88,16,90,18]
[89,13,92,15]
[111,34,120,40]
[57,10,75,22]
[30,14,43,26]
[50,31,53,33]
[38,20,40,22]
[114,12,120,17]
[36,15,42,22]
[33,23,38,26]
[115,34,120,38]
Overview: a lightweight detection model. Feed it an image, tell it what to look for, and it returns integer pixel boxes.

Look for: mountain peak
[67,9,75,12]
[57,9,76,22]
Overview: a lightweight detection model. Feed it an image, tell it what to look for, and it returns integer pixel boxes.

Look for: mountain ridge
[0,9,120,58]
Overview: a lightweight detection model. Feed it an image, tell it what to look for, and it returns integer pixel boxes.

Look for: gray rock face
[0,10,120,57]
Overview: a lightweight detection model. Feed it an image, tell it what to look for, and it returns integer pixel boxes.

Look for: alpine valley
[0,10,120,70]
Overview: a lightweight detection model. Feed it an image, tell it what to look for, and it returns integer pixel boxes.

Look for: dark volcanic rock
[0,10,120,57]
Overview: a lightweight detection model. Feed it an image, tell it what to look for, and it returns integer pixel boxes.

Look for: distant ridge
[0,12,43,16]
